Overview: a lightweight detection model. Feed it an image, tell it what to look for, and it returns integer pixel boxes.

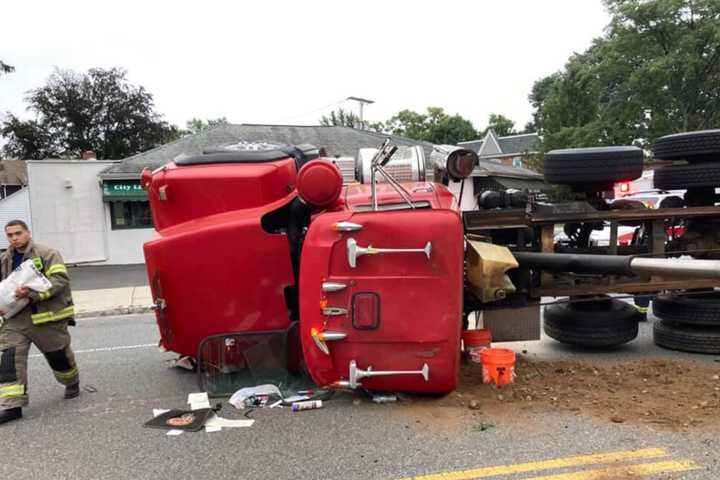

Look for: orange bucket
[462,329,492,363]
[480,348,516,387]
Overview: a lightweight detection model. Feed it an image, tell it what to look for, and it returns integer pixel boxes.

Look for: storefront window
[110,201,153,230]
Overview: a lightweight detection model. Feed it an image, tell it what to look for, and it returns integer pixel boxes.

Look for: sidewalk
[74,285,154,318]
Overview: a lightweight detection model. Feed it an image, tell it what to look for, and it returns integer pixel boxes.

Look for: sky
[0,0,610,134]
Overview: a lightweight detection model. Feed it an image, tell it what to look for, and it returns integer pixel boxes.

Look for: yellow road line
[398,448,668,480]
[523,459,697,480]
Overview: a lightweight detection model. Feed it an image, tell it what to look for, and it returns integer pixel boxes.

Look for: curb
[76,306,154,319]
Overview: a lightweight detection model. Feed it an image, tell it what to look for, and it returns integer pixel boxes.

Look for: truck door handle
[346,238,432,268]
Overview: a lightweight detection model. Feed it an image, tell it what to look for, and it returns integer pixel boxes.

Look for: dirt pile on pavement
[410,356,720,432]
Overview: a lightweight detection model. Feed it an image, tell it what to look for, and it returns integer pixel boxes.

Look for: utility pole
[346,96,374,129]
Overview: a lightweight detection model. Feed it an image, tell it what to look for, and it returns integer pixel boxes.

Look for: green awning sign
[102,180,147,200]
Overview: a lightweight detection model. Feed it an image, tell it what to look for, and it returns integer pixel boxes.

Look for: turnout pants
[0,314,79,409]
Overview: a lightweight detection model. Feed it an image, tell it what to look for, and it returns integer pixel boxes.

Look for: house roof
[459,132,541,156]
[474,159,543,180]
[100,124,436,177]
[0,160,28,185]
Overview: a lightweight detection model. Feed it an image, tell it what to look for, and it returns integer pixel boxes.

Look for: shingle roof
[100,124,436,176]
[457,139,484,152]
[497,133,540,155]
[459,133,540,156]
[474,159,543,180]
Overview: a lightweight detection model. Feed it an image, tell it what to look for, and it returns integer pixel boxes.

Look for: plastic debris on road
[371,393,398,404]
[291,400,323,411]
[173,356,196,371]
[229,384,282,409]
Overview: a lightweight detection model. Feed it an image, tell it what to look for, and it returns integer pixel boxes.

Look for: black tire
[652,292,720,326]
[653,320,720,354]
[652,130,720,162]
[544,298,639,348]
[544,146,643,188]
[653,162,720,190]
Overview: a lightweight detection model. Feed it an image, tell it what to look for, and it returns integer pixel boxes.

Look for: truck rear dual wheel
[544,146,643,190]
[653,320,720,354]
[653,162,720,190]
[653,292,720,326]
[544,298,639,348]
[652,130,720,162]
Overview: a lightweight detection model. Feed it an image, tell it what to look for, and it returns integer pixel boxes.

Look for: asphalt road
[1,313,719,480]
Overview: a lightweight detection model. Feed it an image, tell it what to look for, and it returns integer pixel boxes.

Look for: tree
[0,61,14,76]
[374,107,478,144]
[480,113,518,137]
[1,67,179,159]
[319,108,361,128]
[185,117,229,135]
[530,0,720,152]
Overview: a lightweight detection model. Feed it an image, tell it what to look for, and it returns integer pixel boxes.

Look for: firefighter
[0,220,79,425]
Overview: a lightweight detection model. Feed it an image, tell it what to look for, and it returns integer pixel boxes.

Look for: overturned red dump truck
[142,137,720,394]
[142,142,475,393]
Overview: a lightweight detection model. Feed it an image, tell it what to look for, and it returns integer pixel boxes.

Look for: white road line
[29,343,157,358]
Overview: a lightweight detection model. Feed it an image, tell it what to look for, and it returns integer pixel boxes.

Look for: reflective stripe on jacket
[0,241,75,325]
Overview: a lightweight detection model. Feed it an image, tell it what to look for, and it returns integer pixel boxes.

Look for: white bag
[0,259,52,321]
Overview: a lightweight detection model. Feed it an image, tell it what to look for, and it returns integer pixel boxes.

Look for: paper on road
[188,392,211,410]
[205,414,254,429]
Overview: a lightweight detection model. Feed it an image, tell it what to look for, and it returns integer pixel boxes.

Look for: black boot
[0,407,22,425]
[64,383,80,399]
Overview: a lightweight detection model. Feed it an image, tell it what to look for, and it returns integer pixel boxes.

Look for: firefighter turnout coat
[2,241,75,324]
[0,241,79,409]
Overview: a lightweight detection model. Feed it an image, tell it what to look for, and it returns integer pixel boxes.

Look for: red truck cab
[143,146,465,394]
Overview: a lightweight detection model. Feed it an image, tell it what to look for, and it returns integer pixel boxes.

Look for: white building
[26,160,150,265]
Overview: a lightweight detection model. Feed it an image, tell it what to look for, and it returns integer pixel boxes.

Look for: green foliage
[319,108,361,128]
[481,113,518,137]
[0,116,54,159]
[0,61,14,75]
[530,0,720,153]
[1,67,178,159]
[185,117,229,135]
[373,107,478,144]
[522,151,545,173]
